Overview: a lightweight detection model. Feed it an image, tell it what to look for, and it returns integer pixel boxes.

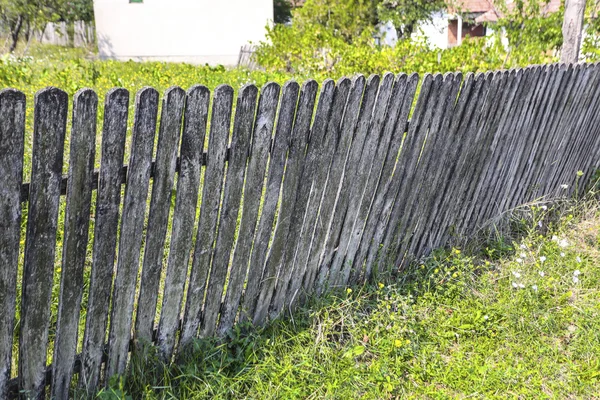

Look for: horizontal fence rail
[1,62,600,398]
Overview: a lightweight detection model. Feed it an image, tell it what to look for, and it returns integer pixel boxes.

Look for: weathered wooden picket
[1,62,600,399]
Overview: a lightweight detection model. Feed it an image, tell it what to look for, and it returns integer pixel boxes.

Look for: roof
[450,0,561,23]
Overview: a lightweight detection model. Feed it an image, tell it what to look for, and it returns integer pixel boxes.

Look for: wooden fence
[1,62,600,398]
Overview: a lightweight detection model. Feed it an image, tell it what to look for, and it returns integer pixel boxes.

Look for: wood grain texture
[313,75,381,294]
[106,87,159,380]
[19,87,68,399]
[286,76,361,309]
[344,73,421,285]
[370,74,435,274]
[80,88,129,392]
[272,80,342,315]
[253,79,318,325]
[217,82,280,335]
[0,89,25,400]
[157,85,209,361]
[180,85,233,349]
[201,84,258,337]
[135,87,186,344]
[240,81,299,322]
[52,89,98,400]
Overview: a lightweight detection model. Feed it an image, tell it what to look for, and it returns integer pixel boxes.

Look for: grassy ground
[90,200,600,399]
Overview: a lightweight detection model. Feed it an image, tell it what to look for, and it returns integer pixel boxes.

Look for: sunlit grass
[90,199,600,399]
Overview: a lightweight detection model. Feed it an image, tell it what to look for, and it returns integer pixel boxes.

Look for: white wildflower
[512,282,518,288]
[558,239,569,248]
[541,205,548,210]
[552,235,559,242]
[520,252,527,258]
[484,315,489,320]
[520,244,527,249]
[538,221,543,228]
[573,270,581,276]
[576,256,582,263]
[512,271,521,278]
[561,184,569,189]
[518,283,525,289]
[540,256,546,263]
[516,258,523,264]
[573,276,579,284]
[539,271,545,277]
[532,285,538,292]
[560,252,566,257]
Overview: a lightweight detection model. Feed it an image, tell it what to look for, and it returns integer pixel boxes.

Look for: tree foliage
[293,0,380,43]
[274,0,293,24]
[377,0,446,39]
[0,0,93,52]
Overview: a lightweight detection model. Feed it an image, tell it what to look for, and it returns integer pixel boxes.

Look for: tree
[0,0,93,52]
[376,0,445,40]
[492,0,564,66]
[561,0,586,63]
[274,0,292,24]
[293,0,380,43]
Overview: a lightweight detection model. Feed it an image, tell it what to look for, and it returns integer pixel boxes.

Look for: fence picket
[135,87,186,344]
[346,73,422,284]
[80,88,129,392]
[240,81,300,322]
[6,62,600,397]
[106,87,159,380]
[218,82,281,335]
[286,76,364,308]
[180,85,233,349]
[19,87,68,398]
[52,89,98,399]
[313,75,382,292]
[0,89,25,400]
[201,85,258,337]
[272,76,356,315]
[157,85,210,361]
[253,79,319,325]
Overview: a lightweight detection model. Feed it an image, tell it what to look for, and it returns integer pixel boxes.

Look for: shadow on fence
[1,62,600,398]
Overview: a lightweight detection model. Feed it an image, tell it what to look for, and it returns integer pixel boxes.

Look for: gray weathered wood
[423,72,496,251]
[401,73,462,265]
[19,87,68,399]
[407,73,479,258]
[106,87,159,380]
[272,76,353,316]
[217,82,280,335]
[301,75,375,296]
[357,73,423,278]
[0,89,25,400]
[240,81,299,322]
[201,84,258,337]
[180,85,233,349]
[135,87,186,344]
[286,76,363,309]
[312,75,382,293]
[156,85,209,361]
[384,73,448,270]
[253,79,318,325]
[80,88,129,392]
[271,76,349,307]
[52,89,98,400]
[344,72,422,284]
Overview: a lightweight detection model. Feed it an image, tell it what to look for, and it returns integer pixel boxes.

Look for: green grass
[88,201,600,399]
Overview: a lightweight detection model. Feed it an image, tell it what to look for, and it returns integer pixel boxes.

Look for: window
[130,0,143,3]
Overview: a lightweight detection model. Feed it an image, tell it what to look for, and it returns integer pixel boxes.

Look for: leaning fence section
[1,62,600,398]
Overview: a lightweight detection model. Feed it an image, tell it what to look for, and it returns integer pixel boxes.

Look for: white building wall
[93,0,273,65]
[414,12,449,49]
[379,12,449,49]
